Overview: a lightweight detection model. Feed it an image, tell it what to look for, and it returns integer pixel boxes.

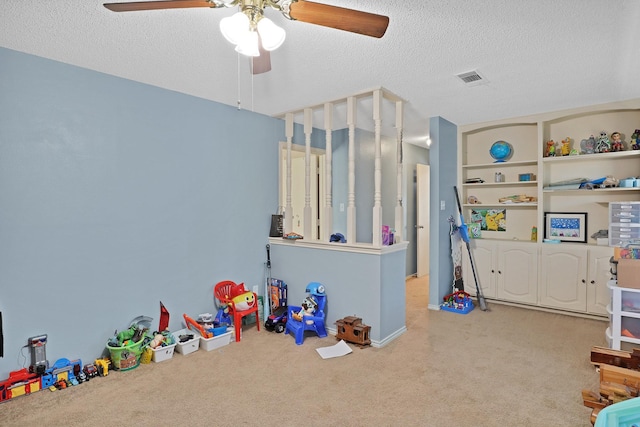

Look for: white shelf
[464,181,538,187]
[543,187,640,194]
[542,150,640,163]
[607,281,640,349]
[462,160,537,169]
[463,203,537,208]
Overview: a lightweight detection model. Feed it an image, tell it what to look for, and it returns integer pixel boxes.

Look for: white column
[394,101,404,243]
[323,102,333,241]
[372,90,383,247]
[303,108,313,239]
[346,96,357,243]
[285,113,294,234]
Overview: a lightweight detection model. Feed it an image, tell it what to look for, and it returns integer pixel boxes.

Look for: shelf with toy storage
[458,99,640,317]
[606,281,640,350]
[459,122,539,242]
[541,108,640,243]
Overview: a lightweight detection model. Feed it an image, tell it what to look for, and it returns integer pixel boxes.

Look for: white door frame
[279,142,326,239]
[416,163,430,277]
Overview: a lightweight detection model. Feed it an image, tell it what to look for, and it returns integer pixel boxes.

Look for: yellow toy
[230,291,256,311]
[94,358,111,377]
[561,137,571,156]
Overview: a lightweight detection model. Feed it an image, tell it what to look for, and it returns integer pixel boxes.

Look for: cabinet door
[586,246,613,316]
[539,245,587,311]
[462,240,496,298]
[497,243,538,304]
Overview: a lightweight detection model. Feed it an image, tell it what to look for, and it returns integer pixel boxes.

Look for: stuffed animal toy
[292,296,318,324]
[231,291,256,311]
[149,333,164,349]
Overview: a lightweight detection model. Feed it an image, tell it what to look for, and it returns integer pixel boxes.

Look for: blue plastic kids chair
[285,282,327,345]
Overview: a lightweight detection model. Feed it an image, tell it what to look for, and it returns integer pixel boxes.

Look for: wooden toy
[335,316,371,347]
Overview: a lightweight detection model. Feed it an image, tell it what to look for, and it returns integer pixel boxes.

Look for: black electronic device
[28,334,49,374]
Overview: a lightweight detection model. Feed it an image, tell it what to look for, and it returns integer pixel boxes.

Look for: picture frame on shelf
[543,212,588,243]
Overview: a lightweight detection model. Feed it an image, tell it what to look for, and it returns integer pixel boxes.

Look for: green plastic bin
[106,338,145,371]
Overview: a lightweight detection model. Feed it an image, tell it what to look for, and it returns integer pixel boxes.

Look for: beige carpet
[0,276,605,426]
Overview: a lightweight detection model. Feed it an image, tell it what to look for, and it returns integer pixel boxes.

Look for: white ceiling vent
[455,70,487,86]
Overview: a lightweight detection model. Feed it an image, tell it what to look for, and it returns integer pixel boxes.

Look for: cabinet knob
[498,270,502,274]
[590,280,595,285]
[581,279,586,283]
[491,269,495,273]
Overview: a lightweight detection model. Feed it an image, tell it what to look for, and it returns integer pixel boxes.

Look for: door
[279,144,325,239]
[462,239,497,298]
[416,164,430,277]
[498,243,538,304]
[586,246,613,315]
[539,245,587,311]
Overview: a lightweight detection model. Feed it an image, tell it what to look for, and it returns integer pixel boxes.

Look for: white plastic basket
[172,328,200,355]
[198,330,233,352]
[151,343,176,362]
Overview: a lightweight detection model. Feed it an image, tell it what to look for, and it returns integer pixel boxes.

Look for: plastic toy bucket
[106,338,145,371]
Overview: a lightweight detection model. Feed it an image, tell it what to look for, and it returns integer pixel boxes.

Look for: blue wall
[428,116,458,309]
[269,241,406,344]
[0,47,283,378]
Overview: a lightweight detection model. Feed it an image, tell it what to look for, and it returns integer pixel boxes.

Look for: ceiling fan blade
[103,0,215,12]
[288,0,389,38]
[252,37,272,75]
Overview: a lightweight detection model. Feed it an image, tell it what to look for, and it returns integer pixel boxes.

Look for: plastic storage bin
[172,329,200,355]
[197,329,233,352]
[151,343,177,363]
[594,396,640,427]
[106,338,145,371]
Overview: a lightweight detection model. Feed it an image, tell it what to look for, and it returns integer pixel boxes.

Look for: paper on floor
[316,339,353,359]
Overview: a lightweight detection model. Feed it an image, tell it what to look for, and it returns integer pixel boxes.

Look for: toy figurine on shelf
[545,140,556,157]
[581,135,597,154]
[595,131,611,153]
[610,131,625,152]
[560,137,571,156]
[631,129,640,150]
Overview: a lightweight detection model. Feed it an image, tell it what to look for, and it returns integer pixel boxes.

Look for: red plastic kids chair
[214,280,260,342]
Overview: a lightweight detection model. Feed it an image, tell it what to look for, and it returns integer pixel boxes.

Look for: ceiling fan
[103,0,390,74]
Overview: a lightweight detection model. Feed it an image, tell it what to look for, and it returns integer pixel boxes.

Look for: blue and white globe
[489,140,513,163]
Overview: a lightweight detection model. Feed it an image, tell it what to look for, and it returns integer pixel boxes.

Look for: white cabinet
[457,98,639,317]
[539,245,612,315]
[462,240,496,299]
[606,281,640,350]
[463,240,537,304]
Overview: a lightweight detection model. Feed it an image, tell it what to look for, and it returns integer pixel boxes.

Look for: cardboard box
[618,259,640,289]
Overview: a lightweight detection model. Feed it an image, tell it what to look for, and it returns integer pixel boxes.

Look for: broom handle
[453,186,488,311]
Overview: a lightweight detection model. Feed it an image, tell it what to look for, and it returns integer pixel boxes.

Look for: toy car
[265,306,288,333]
[83,363,98,379]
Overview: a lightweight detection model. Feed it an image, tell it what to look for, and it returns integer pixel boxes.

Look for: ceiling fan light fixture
[235,30,260,57]
[219,11,250,45]
[257,17,286,51]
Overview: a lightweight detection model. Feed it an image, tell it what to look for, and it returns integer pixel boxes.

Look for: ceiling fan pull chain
[237,51,242,110]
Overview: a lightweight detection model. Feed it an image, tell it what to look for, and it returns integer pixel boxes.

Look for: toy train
[335,316,371,346]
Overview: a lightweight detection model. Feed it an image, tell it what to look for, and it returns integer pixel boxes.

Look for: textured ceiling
[1,1,639,145]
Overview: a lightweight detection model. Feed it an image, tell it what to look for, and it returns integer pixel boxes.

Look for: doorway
[416,163,430,277]
[279,143,326,239]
